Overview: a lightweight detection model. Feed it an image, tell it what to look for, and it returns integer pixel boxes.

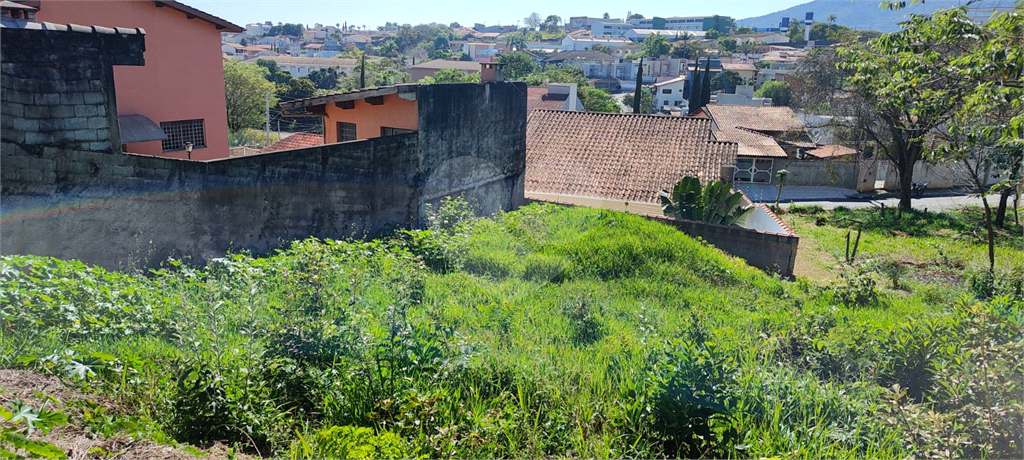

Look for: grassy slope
[1,203,1021,459]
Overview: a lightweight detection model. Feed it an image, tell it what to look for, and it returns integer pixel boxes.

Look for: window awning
[118,114,167,144]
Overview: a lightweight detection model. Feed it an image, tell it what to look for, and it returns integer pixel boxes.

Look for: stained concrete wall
[647,213,799,278]
[2,136,419,269]
[773,159,860,189]
[416,82,528,218]
[1,26,528,270]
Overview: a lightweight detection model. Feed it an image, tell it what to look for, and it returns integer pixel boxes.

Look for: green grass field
[2,202,1021,459]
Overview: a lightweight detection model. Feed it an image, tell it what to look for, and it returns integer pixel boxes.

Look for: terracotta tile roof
[700,105,807,158]
[257,132,324,153]
[805,144,858,159]
[526,110,738,204]
[526,87,569,111]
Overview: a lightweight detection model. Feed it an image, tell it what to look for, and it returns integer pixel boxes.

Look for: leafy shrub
[880,297,1024,459]
[649,339,739,458]
[561,296,602,346]
[288,425,414,460]
[965,265,1024,300]
[876,318,948,403]
[819,265,880,307]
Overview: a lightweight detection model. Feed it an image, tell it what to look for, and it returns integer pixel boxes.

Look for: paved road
[785,193,1004,212]
[733,183,1006,212]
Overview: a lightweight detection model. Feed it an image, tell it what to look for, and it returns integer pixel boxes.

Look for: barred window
[160,119,206,152]
[337,122,357,142]
[380,127,413,137]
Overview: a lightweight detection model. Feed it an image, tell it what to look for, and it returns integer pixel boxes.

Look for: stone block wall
[0,26,144,155]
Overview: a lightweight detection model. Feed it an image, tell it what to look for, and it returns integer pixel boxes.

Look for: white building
[652,76,688,111]
[630,16,713,32]
[242,56,357,77]
[713,85,772,106]
[624,29,705,42]
[591,21,634,37]
[560,35,633,51]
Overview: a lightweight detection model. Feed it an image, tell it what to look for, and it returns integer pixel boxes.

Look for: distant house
[243,55,357,77]
[624,29,705,42]
[526,84,584,112]
[525,110,737,213]
[591,21,633,37]
[409,59,481,82]
[734,32,790,45]
[462,42,499,61]
[695,105,811,183]
[713,85,772,107]
[257,132,325,154]
[544,50,625,79]
[652,76,688,111]
[720,62,758,83]
[560,35,633,51]
[35,0,244,160]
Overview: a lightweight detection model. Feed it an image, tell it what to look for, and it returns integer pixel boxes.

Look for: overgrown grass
[1,202,1021,459]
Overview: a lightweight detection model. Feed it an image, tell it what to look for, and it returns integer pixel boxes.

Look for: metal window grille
[160,119,206,152]
[337,122,357,142]
[733,158,774,183]
[380,127,413,137]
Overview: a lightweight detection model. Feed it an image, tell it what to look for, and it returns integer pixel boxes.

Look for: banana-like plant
[659,176,753,226]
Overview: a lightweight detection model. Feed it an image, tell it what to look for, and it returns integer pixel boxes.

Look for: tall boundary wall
[1,25,527,270]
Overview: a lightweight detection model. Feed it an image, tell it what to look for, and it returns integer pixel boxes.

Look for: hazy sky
[185,0,811,29]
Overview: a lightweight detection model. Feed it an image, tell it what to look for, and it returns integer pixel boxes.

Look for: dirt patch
[1,369,245,460]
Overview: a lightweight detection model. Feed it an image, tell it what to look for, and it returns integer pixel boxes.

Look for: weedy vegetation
[1,201,1021,459]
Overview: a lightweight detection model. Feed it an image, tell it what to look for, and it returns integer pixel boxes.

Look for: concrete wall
[647,213,799,278]
[774,158,860,189]
[416,83,528,218]
[2,27,528,270]
[1,136,419,269]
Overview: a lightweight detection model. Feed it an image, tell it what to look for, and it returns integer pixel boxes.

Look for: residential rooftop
[526,110,737,204]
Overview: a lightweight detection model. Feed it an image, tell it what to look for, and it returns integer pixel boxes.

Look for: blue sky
[186,0,810,30]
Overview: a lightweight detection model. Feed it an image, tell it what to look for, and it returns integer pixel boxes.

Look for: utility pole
[265,88,270,146]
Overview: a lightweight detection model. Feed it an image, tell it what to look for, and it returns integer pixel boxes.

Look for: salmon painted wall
[323,94,418,143]
[36,1,232,160]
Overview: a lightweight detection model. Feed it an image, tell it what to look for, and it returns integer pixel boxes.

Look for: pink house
[33,0,243,160]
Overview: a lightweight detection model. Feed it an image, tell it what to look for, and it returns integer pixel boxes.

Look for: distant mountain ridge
[737,0,1017,33]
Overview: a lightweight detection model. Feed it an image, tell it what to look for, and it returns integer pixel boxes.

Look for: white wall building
[652,76,688,111]
[560,35,633,51]
[591,21,634,37]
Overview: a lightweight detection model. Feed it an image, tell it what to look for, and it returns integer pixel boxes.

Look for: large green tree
[579,87,621,113]
[223,60,276,132]
[496,52,537,80]
[755,81,792,106]
[642,34,671,58]
[837,6,994,210]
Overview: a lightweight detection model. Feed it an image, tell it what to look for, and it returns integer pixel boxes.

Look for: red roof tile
[805,144,858,159]
[526,87,569,112]
[526,110,738,204]
[257,132,324,153]
[699,105,807,158]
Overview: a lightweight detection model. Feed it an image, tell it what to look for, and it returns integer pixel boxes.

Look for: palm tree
[827,14,837,24]
[660,176,753,225]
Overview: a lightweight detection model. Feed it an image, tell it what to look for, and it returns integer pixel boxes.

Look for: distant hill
[737,0,1018,33]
